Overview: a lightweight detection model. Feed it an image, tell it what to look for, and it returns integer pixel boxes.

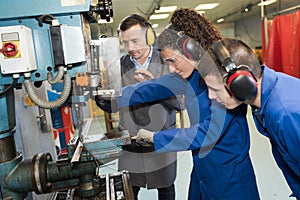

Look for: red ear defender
[166,24,203,61]
[181,37,194,60]
[212,40,258,101]
[226,67,258,101]
[176,32,203,61]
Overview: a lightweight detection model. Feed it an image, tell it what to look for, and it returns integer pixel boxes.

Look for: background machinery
[0,0,134,199]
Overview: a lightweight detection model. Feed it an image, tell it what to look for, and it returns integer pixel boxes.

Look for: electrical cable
[47,66,65,84]
[0,78,18,97]
[36,14,55,27]
[0,182,3,200]
[24,73,71,109]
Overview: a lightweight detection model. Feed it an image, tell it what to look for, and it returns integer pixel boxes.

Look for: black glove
[95,96,118,113]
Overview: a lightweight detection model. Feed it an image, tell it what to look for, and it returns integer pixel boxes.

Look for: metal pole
[261,0,269,48]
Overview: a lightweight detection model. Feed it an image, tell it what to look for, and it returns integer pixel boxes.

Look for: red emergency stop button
[0,42,18,57]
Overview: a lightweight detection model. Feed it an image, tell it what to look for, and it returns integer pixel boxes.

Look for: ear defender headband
[120,14,156,46]
[166,24,203,61]
[211,40,258,101]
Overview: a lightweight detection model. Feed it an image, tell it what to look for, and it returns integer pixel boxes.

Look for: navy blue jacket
[116,70,260,199]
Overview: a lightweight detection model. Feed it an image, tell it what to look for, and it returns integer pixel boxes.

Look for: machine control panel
[0,25,37,75]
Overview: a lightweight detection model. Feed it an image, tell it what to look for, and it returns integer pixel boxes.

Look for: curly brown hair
[170,8,222,50]
[156,8,222,62]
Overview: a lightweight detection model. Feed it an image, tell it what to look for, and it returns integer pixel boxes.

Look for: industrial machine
[0,0,134,199]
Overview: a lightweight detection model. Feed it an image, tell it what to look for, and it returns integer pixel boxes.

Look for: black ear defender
[166,24,203,61]
[211,40,258,101]
[121,14,156,46]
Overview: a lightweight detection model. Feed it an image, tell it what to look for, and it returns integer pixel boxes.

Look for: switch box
[0,25,37,74]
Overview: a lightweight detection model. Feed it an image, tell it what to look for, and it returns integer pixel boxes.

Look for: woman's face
[161,48,196,79]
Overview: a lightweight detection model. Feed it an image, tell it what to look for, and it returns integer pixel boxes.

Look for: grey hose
[23,74,71,109]
[47,66,65,84]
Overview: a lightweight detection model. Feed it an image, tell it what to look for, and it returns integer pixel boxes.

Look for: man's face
[161,48,195,79]
[204,74,242,109]
[119,24,149,60]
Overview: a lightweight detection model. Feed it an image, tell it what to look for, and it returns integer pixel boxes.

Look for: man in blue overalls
[197,37,300,199]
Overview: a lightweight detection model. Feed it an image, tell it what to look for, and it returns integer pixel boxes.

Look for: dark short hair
[118,14,150,33]
[198,38,262,81]
[223,38,261,79]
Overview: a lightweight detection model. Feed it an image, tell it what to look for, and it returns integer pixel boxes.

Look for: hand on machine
[134,128,154,147]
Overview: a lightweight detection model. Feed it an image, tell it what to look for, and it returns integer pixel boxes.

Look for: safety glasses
[163,52,182,66]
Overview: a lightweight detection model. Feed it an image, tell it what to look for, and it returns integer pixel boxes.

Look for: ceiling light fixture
[216,18,224,23]
[258,0,277,6]
[195,3,219,10]
[197,11,206,15]
[155,6,177,13]
[149,14,169,20]
[152,23,159,28]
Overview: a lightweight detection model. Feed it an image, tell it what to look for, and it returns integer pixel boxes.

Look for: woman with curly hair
[99,8,260,199]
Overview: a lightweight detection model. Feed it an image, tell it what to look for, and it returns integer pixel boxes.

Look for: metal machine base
[52,171,134,200]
